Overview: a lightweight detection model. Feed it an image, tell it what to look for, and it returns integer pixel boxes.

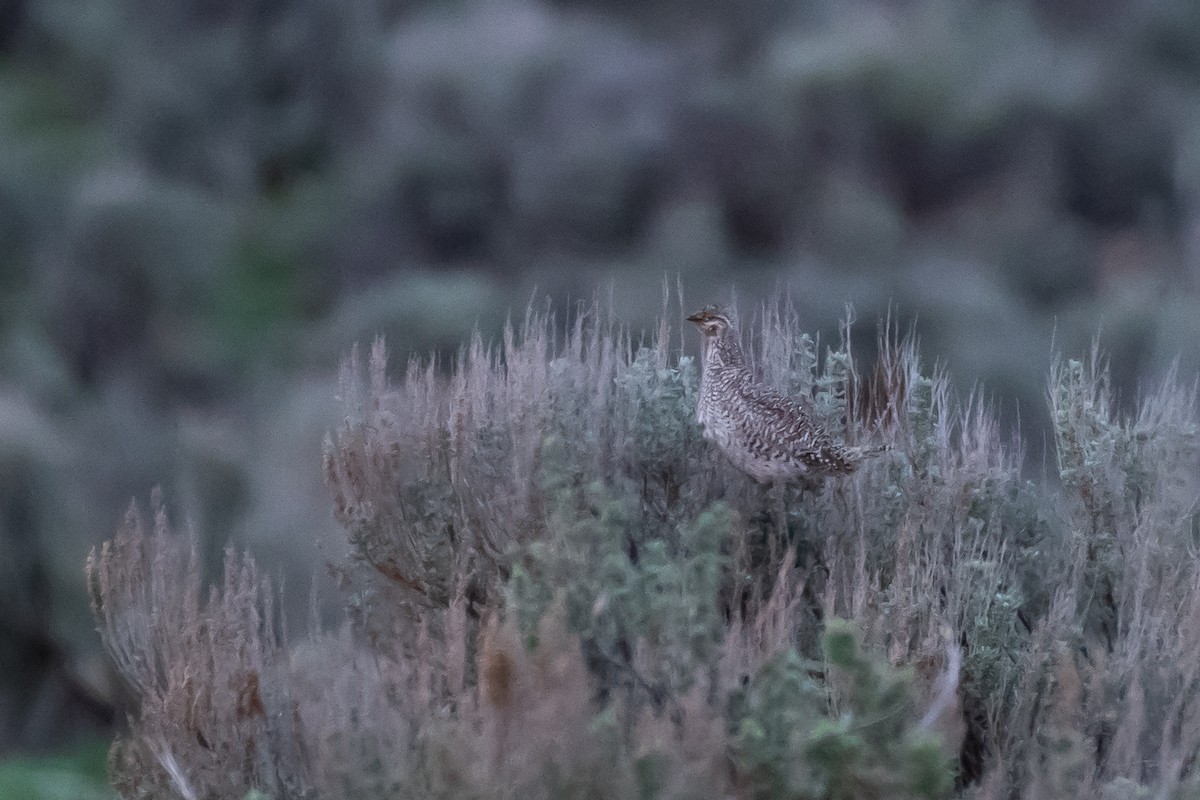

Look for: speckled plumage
[687,306,878,482]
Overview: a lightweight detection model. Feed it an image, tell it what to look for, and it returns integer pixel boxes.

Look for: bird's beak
[686,311,705,323]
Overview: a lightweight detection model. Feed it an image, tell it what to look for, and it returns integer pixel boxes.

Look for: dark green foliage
[730,648,824,797]
[730,622,954,800]
[816,620,953,800]
[0,739,114,800]
[510,439,733,699]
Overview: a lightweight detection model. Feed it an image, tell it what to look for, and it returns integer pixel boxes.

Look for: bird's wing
[736,381,854,471]
[736,382,835,447]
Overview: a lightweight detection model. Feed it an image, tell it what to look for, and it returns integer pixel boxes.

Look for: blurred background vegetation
[3,0,1200,778]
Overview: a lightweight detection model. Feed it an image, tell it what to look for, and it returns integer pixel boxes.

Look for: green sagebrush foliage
[509,431,733,703]
[509,345,728,703]
[87,296,1200,799]
[730,621,951,800]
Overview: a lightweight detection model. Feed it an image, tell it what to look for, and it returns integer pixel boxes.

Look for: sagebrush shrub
[89,295,1200,799]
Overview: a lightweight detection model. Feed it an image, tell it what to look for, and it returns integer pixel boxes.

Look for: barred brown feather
[686,305,882,482]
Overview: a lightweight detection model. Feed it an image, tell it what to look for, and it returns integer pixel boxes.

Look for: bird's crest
[686,305,733,336]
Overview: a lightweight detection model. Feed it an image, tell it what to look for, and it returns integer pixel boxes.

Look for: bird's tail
[846,442,891,461]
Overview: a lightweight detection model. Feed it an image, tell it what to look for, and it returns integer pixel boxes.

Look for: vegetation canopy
[87,296,1200,799]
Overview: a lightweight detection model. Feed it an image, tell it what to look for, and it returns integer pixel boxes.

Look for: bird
[686,305,884,482]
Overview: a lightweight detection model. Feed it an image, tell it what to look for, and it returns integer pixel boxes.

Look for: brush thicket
[89,295,1200,799]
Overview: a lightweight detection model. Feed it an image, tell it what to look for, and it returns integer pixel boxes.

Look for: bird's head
[686,306,733,338]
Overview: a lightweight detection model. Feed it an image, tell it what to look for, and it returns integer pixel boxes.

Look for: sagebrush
[88,295,1200,799]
